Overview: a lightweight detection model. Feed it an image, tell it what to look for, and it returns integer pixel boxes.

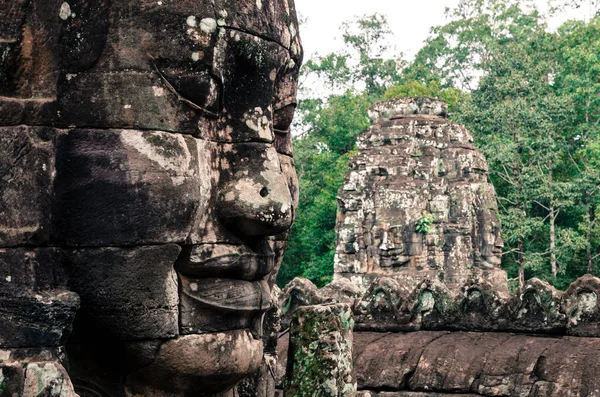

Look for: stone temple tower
[334,97,508,294]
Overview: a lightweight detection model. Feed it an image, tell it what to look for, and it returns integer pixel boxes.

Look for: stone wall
[278,274,600,396]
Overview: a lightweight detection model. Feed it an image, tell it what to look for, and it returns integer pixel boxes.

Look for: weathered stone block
[57,72,201,134]
[409,332,512,391]
[0,362,25,396]
[353,331,449,390]
[354,277,408,328]
[563,274,600,337]
[179,276,270,334]
[0,248,66,294]
[368,97,448,122]
[280,278,322,330]
[0,291,79,348]
[52,129,211,246]
[125,330,263,397]
[474,334,557,396]
[64,245,180,340]
[22,362,78,397]
[509,278,566,333]
[286,304,356,396]
[334,98,507,294]
[0,126,57,247]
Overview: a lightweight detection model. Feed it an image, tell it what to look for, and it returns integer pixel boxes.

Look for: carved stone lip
[181,277,272,313]
[175,240,275,281]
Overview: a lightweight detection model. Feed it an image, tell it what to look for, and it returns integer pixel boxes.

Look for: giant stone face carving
[334,98,507,294]
[0,0,301,395]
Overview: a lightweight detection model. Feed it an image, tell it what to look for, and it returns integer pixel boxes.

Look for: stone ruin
[0,0,301,396]
[2,0,600,394]
[278,273,600,396]
[335,97,507,294]
[278,99,600,397]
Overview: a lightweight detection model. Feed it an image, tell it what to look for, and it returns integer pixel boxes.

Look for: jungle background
[277,0,600,291]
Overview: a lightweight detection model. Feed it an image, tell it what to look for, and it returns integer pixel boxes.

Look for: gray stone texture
[0,0,303,395]
[280,275,600,335]
[278,328,600,397]
[335,97,508,294]
[286,304,356,396]
[354,331,600,397]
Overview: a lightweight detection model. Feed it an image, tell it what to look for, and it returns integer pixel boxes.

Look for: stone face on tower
[334,97,508,294]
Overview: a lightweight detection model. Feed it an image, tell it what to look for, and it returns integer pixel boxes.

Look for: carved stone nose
[494,230,504,249]
[218,144,293,237]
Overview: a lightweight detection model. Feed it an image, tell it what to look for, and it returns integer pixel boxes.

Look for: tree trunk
[550,202,557,279]
[518,236,525,289]
[587,194,593,273]
[549,167,557,280]
[513,128,525,290]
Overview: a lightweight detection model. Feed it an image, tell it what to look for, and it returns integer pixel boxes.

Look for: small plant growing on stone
[416,213,435,234]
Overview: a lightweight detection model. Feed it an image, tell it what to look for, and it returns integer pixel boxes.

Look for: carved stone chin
[0,0,302,395]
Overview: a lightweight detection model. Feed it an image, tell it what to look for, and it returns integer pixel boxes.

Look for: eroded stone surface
[334,98,508,294]
[562,274,600,336]
[0,348,77,397]
[352,331,600,396]
[280,275,600,335]
[286,304,356,396]
[0,126,57,247]
[353,331,449,390]
[64,245,181,341]
[126,330,263,397]
[0,0,303,395]
[0,248,78,348]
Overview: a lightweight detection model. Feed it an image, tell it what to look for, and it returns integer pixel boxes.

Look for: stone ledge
[280,274,600,337]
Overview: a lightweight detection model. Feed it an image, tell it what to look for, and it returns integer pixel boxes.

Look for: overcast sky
[295,0,591,61]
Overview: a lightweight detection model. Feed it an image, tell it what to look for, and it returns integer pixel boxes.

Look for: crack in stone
[220,25,295,55]
[408,331,452,390]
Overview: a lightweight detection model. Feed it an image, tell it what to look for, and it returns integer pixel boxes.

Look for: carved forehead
[215,0,302,58]
[109,0,302,58]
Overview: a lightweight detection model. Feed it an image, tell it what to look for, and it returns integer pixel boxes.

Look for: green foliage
[302,14,404,96]
[303,54,351,92]
[415,213,435,234]
[446,3,600,288]
[403,0,544,90]
[384,80,469,113]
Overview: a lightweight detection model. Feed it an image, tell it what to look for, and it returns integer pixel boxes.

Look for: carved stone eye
[156,61,220,115]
